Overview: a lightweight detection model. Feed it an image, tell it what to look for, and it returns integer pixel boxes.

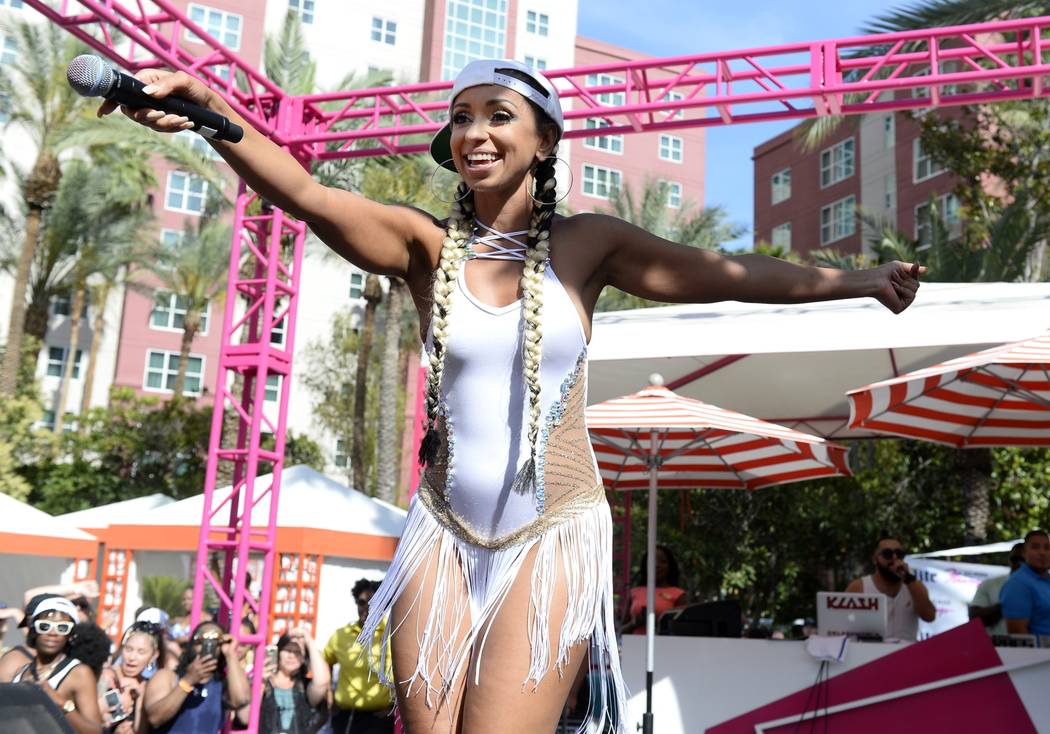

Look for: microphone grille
[67,54,113,97]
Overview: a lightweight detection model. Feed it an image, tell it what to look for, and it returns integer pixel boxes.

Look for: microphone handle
[106,71,243,143]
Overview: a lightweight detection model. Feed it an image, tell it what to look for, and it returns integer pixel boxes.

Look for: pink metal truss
[23,2,1050,730]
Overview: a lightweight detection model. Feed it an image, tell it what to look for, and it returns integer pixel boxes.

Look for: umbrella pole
[643,430,658,734]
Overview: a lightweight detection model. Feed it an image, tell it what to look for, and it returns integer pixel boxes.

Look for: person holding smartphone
[97,621,167,733]
[143,621,250,733]
[845,534,936,641]
[254,627,330,734]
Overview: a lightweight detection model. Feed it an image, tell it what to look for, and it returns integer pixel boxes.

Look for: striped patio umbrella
[847,329,1050,447]
[585,379,851,733]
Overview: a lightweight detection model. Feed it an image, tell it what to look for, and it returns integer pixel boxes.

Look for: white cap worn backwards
[430,59,564,172]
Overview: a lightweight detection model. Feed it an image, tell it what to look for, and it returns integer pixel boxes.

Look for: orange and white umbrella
[847,329,1050,446]
[587,385,852,491]
[585,380,850,731]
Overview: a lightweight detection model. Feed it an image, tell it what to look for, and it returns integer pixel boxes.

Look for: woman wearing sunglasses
[3,595,103,733]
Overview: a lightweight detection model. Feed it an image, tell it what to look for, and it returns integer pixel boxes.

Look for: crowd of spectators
[0,577,392,734]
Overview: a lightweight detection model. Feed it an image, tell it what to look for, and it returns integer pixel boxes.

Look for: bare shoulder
[146,667,176,691]
[844,578,864,593]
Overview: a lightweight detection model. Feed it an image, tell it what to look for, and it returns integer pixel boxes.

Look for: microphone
[67,54,243,143]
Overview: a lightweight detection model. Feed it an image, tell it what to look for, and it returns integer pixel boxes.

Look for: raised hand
[96,69,213,134]
[870,261,925,314]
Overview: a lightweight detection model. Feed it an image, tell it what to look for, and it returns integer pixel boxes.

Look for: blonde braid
[510,152,559,503]
[418,183,474,467]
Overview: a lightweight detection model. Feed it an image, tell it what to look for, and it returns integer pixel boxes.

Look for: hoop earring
[527,155,573,206]
[429,160,472,204]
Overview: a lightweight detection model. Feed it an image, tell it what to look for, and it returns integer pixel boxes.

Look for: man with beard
[845,534,936,641]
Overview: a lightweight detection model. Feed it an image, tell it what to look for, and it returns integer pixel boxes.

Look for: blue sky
[576,0,909,249]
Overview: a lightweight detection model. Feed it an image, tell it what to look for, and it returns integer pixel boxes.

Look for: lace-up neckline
[468,219,529,261]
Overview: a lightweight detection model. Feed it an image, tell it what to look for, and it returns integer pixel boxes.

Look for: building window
[771,222,792,250]
[349,272,365,299]
[150,292,209,334]
[658,135,683,163]
[771,168,791,204]
[144,349,204,395]
[186,5,242,50]
[0,93,9,123]
[288,0,314,24]
[883,114,895,149]
[1,34,17,65]
[884,175,896,210]
[165,171,208,214]
[820,195,856,245]
[51,292,72,317]
[583,118,623,154]
[0,1,24,8]
[442,0,508,80]
[371,16,397,45]
[264,374,281,403]
[525,10,548,36]
[587,73,625,107]
[915,193,961,246]
[334,438,348,468]
[271,317,286,346]
[523,55,547,70]
[582,164,621,199]
[46,347,82,379]
[820,138,854,188]
[666,90,684,120]
[662,180,682,208]
[913,138,945,183]
[178,130,223,161]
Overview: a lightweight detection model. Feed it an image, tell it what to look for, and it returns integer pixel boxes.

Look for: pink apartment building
[109,0,264,406]
[568,36,706,217]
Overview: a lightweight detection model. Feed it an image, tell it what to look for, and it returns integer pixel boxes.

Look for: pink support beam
[23,3,1050,731]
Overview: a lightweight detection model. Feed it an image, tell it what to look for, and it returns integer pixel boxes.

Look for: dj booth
[619,619,1050,733]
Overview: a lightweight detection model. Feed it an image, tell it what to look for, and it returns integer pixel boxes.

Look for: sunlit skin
[119,631,158,678]
[100,63,927,734]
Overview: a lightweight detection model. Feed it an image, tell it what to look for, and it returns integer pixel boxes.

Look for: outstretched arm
[593,214,923,311]
[98,70,437,280]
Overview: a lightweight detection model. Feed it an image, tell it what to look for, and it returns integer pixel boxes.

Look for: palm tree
[140,194,231,400]
[596,177,746,311]
[44,151,152,432]
[0,20,90,395]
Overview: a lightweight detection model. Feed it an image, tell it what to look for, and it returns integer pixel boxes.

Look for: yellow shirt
[323,618,393,712]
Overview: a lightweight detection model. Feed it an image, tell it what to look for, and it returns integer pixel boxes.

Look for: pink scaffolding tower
[23,2,1050,730]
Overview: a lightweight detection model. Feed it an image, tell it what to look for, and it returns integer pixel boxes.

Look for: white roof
[913,538,1024,558]
[59,493,174,529]
[121,465,406,538]
[0,493,98,542]
[588,282,1050,439]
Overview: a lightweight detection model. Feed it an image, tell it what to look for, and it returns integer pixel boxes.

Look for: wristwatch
[62,698,76,714]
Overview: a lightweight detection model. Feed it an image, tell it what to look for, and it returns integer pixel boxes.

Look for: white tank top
[428,261,590,541]
[862,574,918,641]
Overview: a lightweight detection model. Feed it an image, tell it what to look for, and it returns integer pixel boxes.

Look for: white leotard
[428,259,589,541]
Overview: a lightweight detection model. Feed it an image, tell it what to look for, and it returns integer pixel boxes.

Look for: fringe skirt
[357,495,630,733]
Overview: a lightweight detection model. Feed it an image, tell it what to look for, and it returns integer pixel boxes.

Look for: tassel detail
[510,456,536,496]
[418,426,439,468]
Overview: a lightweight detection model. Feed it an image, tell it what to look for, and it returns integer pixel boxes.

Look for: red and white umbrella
[585,380,850,732]
[847,329,1050,446]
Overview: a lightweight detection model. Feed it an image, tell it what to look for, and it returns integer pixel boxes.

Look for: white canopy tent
[59,493,175,532]
[0,493,99,646]
[588,282,1050,439]
[97,466,406,643]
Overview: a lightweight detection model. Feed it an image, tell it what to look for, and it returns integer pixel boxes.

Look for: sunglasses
[878,548,907,560]
[34,619,74,636]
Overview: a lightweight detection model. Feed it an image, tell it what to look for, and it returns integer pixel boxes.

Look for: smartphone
[104,689,129,723]
[199,637,219,660]
[265,644,278,668]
